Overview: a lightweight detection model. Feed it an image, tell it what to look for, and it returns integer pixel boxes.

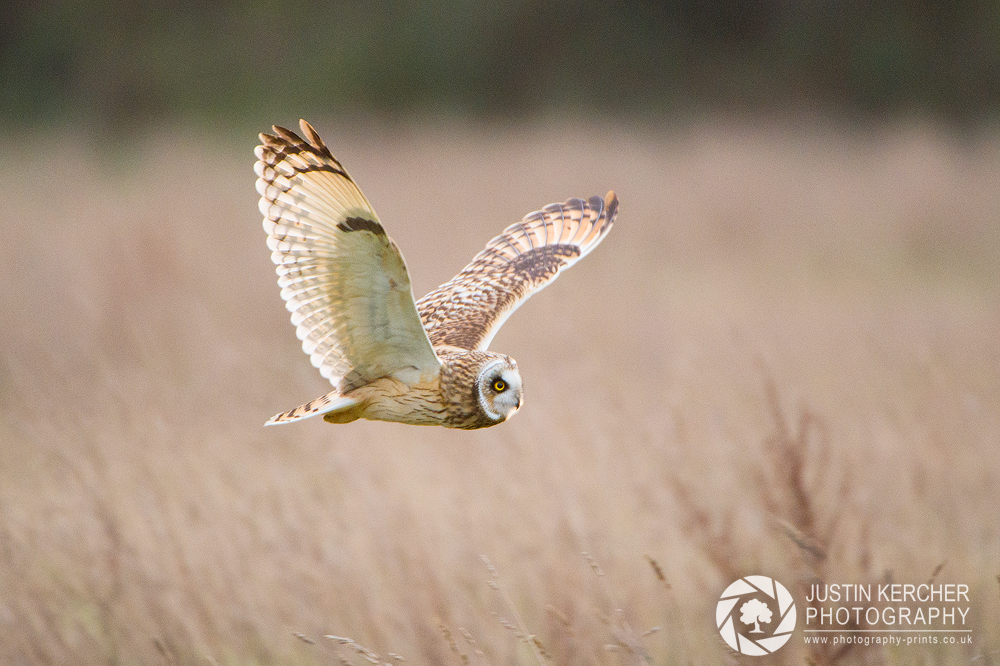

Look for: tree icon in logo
[717,576,796,655]
[740,598,772,633]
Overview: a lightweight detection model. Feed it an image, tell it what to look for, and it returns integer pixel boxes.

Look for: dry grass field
[0,118,998,665]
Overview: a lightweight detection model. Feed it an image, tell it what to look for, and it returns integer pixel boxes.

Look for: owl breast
[343,376,448,426]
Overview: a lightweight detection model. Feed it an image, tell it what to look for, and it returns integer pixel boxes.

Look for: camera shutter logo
[717,576,796,655]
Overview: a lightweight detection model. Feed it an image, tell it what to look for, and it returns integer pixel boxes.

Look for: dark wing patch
[338,216,387,236]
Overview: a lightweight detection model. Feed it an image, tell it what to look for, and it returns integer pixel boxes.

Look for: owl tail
[264,391,360,426]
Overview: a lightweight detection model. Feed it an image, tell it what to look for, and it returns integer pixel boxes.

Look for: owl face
[476,357,522,424]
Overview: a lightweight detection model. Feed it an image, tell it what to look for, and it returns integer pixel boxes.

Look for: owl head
[476,356,522,423]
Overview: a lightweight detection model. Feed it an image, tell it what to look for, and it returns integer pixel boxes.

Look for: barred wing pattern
[256,120,441,394]
[417,191,617,351]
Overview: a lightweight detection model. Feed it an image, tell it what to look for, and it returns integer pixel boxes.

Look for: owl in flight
[256,120,617,429]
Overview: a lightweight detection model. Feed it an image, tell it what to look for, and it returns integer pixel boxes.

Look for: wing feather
[257,120,441,393]
[416,192,617,351]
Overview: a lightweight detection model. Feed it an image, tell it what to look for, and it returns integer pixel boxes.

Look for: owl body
[256,120,616,429]
[316,349,519,429]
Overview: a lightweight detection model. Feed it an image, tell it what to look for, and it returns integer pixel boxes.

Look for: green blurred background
[4,0,1000,129]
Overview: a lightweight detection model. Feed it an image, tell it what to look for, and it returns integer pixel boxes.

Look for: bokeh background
[1,2,998,665]
[5,1,1000,127]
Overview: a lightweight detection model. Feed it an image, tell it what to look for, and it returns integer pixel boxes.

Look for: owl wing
[416,191,617,351]
[256,120,441,394]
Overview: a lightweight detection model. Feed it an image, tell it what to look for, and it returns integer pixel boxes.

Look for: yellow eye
[492,379,506,392]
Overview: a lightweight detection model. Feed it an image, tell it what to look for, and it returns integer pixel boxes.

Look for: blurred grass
[0,118,998,664]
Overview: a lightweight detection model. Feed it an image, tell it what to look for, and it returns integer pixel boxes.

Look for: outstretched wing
[416,192,617,351]
[256,120,441,393]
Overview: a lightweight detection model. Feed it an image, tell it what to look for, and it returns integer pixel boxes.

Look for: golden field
[0,119,998,665]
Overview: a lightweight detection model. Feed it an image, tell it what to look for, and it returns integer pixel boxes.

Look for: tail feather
[265,391,360,426]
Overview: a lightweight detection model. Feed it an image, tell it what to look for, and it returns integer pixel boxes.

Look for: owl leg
[322,405,362,424]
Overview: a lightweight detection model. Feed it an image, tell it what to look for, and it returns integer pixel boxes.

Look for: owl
[256,120,617,429]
